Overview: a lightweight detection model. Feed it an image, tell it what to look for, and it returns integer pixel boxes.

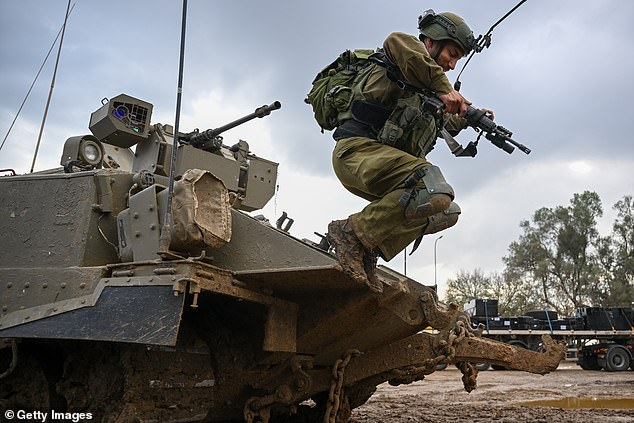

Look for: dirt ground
[350,361,634,422]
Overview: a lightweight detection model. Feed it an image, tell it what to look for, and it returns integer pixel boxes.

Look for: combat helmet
[418,9,475,56]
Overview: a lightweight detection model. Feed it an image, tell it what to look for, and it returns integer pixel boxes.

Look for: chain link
[323,349,360,423]
[388,316,480,390]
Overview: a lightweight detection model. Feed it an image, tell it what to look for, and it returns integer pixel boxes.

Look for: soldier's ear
[422,37,434,51]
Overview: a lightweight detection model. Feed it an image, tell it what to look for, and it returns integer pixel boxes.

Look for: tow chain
[323,349,360,423]
[388,316,479,391]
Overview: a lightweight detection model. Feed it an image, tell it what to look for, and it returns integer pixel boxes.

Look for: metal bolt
[6,282,12,289]
[81,300,86,304]
[2,306,7,312]
[42,283,48,289]
[149,206,154,212]
[80,283,86,289]
[24,282,30,289]
[408,310,419,321]
[25,316,30,320]
[61,283,67,289]
[53,308,58,312]
[135,232,141,238]
[133,213,139,219]
[104,279,109,283]
[149,224,156,230]
[126,278,131,283]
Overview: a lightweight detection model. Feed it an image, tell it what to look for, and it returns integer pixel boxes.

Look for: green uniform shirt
[361,32,466,140]
[333,32,463,260]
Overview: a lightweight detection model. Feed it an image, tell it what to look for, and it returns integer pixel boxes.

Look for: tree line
[445,191,633,316]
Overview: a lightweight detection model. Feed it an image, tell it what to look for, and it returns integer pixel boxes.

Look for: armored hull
[0,95,565,422]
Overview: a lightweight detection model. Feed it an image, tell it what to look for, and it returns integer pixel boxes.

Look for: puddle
[516,397,634,409]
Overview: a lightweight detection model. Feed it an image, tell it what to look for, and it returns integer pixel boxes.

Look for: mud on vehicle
[0,94,566,422]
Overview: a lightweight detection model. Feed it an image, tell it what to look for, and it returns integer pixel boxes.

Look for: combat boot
[362,248,383,294]
[327,219,382,293]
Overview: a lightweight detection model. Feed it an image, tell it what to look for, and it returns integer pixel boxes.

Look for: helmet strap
[432,40,447,63]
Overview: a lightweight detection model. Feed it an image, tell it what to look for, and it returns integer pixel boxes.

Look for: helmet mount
[418,0,528,91]
[418,9,476,56]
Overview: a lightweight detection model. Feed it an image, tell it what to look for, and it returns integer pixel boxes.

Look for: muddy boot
[362,248,383,294]
[327,219,372,290]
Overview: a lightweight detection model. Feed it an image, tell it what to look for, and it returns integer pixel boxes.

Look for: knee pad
[404,165,454,221]
[423,202,461,235]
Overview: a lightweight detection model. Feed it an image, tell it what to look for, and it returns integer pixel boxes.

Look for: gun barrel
[186,101,281,148]
[508,138,531,154]
[212,101,281,136]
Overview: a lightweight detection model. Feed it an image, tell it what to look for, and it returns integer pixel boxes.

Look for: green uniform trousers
[332,136,434,261]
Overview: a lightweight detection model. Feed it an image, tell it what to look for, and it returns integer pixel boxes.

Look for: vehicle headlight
[79,139,103,166]
[60,135,105,172]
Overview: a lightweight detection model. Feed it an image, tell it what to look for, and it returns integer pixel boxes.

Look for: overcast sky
[1,0,632,297]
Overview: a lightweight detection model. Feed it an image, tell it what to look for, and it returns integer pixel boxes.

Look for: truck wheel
[577,355,601,371]
[605,346,631,372]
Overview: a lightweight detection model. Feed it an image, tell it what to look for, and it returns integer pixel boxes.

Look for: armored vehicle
[0,94,566,422]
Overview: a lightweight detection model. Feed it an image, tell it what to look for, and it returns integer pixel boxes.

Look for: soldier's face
[428,39,464,72]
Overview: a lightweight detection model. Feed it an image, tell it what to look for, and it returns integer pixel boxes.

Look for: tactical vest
[306,49,441,158]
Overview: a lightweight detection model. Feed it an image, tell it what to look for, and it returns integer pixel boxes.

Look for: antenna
[158,0,188,254]
[1,2,76,153]
[454,0,528,91]
[29,0,72,172]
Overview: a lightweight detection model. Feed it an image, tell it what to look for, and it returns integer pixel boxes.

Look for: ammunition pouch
[377,94,437,157]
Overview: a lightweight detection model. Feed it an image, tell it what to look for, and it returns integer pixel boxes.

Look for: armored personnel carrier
[0,94,566,422]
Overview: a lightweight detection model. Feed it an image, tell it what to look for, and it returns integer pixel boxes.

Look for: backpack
[305,49,377,132]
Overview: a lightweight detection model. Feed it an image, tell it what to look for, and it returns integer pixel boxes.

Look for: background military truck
[465,298,634,372]
[0,95,566,422]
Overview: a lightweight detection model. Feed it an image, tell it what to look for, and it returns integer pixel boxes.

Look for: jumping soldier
[326,10,490,292]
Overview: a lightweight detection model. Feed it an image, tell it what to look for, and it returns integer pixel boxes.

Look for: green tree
[503,191,606,315]
[487,271,541,315]
[445,268,490,308]
[444,269,537,315]
[605,195,634,306]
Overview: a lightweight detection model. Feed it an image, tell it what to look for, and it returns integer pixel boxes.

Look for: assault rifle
[417,91,531,156]
[372,52,530,157]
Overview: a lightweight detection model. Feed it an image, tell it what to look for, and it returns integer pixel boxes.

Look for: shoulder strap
[368,49,409,88]
[371,50,479,158]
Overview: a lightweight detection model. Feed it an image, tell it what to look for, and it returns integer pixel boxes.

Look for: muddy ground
[350,361,634,422]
